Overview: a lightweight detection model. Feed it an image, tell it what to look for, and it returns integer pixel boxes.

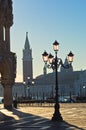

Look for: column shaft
[5,26,10,51]
[4,85,13,109]
[0,26,4,42]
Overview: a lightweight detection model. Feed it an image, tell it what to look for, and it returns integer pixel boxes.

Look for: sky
[11,0,86,82]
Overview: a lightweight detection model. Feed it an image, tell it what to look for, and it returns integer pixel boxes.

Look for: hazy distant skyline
[11,0,86,82]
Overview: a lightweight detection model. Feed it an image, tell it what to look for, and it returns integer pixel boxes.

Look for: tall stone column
[1,73,14,109]
[0,0,16,109]
[1,52,16,109]
[0,3,4,42]
[0,25,3,42]
[3,84,13,109]
[5,26,10,51]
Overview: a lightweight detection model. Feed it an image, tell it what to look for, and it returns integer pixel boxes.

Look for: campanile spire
[23,32,33,82]
[24,32,30,50]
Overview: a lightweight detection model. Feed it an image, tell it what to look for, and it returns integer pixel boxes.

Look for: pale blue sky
[11,0,86,81]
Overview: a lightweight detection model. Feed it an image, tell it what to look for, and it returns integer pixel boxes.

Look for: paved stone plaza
[0,103,86,130]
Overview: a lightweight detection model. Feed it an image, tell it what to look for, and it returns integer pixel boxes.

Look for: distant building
[29,58,86,101]
[23,32,33,82]
[12,83,26,99]
[0,83,25,100]
[0,34,86,101]
[0,63,86,101]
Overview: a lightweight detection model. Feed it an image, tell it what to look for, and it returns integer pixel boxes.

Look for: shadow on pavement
[0,107,85,130]
[48,120,84,130]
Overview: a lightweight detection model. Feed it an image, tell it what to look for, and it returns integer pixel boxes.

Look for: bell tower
[23,32,33,82]
[0,0,16,109]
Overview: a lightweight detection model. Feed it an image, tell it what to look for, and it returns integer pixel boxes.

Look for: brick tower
[23,32,33,83]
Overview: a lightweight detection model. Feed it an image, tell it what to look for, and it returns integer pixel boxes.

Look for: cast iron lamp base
[52,104,63,121]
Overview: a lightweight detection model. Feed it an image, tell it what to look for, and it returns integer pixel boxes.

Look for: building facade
[0,69,86,101]
[29,70,86,101]
[28,58,86,101]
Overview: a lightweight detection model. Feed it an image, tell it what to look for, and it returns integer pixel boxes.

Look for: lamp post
[23,77,31,98]
[83,85,86,97]
[26,77,34,99]
[42,40,74,121]
[23,81,27,98]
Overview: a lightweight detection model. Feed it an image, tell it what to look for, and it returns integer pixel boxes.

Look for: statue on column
[0,0,16,109]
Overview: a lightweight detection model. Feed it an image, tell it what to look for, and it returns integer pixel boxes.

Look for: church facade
[29,58,86,102]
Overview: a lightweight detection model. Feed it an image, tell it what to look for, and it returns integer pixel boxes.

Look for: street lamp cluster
[42,40,74,121]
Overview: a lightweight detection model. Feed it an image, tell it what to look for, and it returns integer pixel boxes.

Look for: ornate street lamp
[67,51,74,62]
[42,40,74,121]
[42,50,48,63]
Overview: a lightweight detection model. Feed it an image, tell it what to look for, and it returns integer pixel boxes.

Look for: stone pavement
[0,103,86,130]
